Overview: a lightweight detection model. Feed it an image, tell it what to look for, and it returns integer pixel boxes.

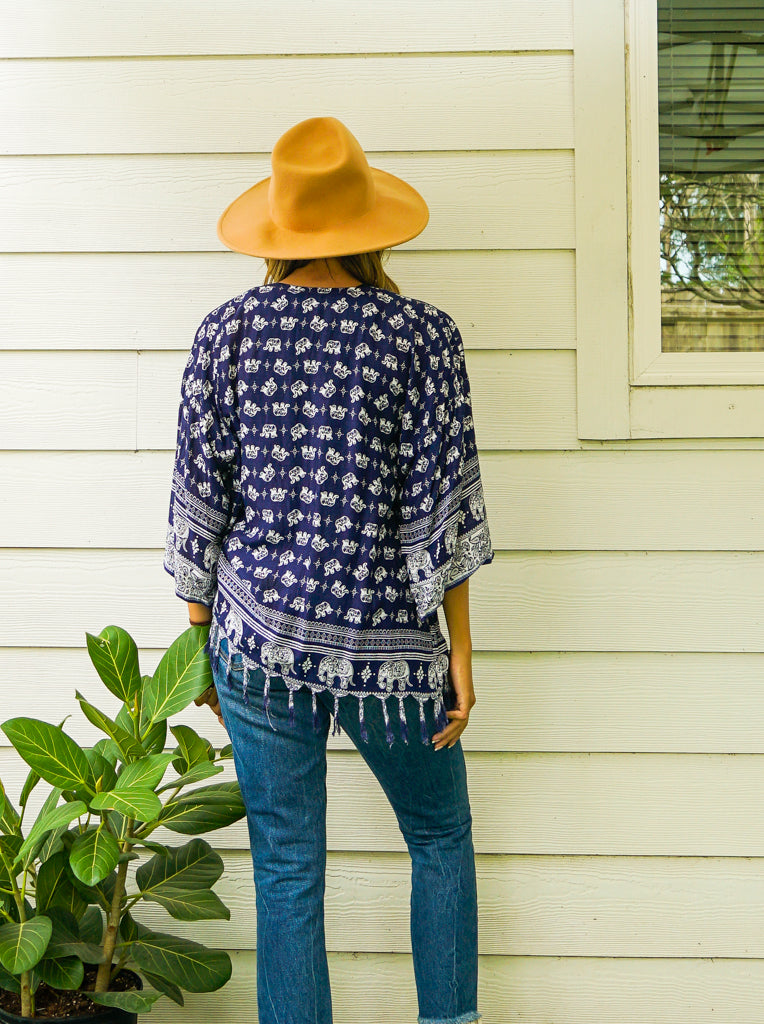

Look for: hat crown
[267,117,376,234]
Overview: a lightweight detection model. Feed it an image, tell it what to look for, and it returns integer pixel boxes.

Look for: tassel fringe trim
[207,621,450,746]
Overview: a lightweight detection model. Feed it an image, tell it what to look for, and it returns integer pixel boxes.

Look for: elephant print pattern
[163,283,494,745]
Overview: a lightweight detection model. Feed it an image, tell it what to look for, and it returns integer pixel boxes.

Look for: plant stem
[19,970,32,1017]
[109,950,130,985]
[0,845,33,1014]
[93,823,134,993]
[121,893,142,914]
[131,780,188,841]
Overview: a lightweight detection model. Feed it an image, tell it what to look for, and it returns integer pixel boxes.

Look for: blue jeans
[211,635,482,1024]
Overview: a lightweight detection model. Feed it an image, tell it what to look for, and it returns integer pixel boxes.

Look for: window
[659,1,764,354]
[573,0,764,439]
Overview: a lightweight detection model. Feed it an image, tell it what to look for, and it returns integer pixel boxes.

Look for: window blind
[658,0,764,349]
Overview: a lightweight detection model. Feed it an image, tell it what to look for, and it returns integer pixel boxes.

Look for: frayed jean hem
[417,1012,483,1024]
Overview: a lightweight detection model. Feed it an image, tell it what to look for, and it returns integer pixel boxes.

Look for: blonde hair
[263,250,400,294]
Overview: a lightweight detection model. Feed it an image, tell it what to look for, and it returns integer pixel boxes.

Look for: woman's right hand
[431,647,476,750]
[195,683,226,728]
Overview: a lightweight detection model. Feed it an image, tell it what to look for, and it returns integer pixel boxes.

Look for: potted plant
[0,624,245,1022]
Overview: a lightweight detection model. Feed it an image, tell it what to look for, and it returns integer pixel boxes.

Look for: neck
[278,257,361,288]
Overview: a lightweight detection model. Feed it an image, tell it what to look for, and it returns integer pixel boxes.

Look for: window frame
[573,0,764,440]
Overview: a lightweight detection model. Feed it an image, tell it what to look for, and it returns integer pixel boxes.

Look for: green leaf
[142,626,213,728]
[91,867,116,910]
[117,909,145,945]
[0,836,23,893]
[6,897,34,926]
[130,838,171,857]
[73,692,146,764]
[169,723,215,774]
[0,719,93,793]
[53,842,103,906]
[130,931,231,992]
[43,907,107,966]
[85,626,141,704]
[32,789,69,865]
[35,953,84,991]
[36,831,64,865]
[79,905,104,946]
[141,715,167,755]
[32,783,62,822]
[115,752,175,791]
[14,801,88,870]
[219,742,234,759]
[35,851,87,918]
[40,906,79,941]
[117,850,140,864]
[157,782,246,835]
[115,707,144,763]
[88,988,164,1013]
[69,827,120,886]
[91,737,120,767]
[0,779,21,836]
[0,916,52,974]
[0,960,20,993]
[146,888,230,921]
[101,807,127,839]
[136,838,223,896]
[90,787,161,820]
[84,747,118,794]
[18,767,42,809]
[157,760,223,793]
[141,968,184,1006]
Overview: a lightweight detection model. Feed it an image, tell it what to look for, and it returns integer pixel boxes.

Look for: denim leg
[335,691,482,1024]
[212,643,334,1024]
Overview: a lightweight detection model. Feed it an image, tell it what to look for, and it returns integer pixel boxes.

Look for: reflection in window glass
[659,0,764,351]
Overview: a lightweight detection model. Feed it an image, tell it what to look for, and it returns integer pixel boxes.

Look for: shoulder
[210,285,261,319]
[392,292,462,367]
[389,290,458,330]
[193,288,260,350]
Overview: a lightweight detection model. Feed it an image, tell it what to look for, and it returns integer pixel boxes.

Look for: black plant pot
[0,970,144,1024]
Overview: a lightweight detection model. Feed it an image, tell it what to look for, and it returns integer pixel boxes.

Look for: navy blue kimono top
[164,282,494,745]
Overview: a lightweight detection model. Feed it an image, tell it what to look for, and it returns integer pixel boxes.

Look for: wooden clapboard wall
[3,1,764,1021]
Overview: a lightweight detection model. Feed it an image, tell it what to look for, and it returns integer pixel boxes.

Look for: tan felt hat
[216,116,429,259]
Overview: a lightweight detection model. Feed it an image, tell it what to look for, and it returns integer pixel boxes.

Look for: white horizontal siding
[110,850,764,956]
[4,647,764,754]
[0,152,575,252]
[5,549,764,653]
[5,450,764,551]
[0,350,574,449]
[4,748,764,855]
[0,0,574,56]
[148,953,764,1024]
[0,252,576,350]
[2,55,574,153]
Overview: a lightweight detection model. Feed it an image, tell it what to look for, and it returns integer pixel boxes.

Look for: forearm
[187,601,212,624]
[442,577,472,653]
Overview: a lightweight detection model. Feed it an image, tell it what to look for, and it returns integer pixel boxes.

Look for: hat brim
[216,167,429,259]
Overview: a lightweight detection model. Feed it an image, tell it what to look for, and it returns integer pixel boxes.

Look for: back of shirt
[163,281,494,742]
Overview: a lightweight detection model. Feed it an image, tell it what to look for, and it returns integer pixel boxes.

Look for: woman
[164,116,494,1024]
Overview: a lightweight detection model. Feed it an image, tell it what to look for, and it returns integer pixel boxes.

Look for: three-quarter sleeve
[163,308,239,607]
[397,314,494,624]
